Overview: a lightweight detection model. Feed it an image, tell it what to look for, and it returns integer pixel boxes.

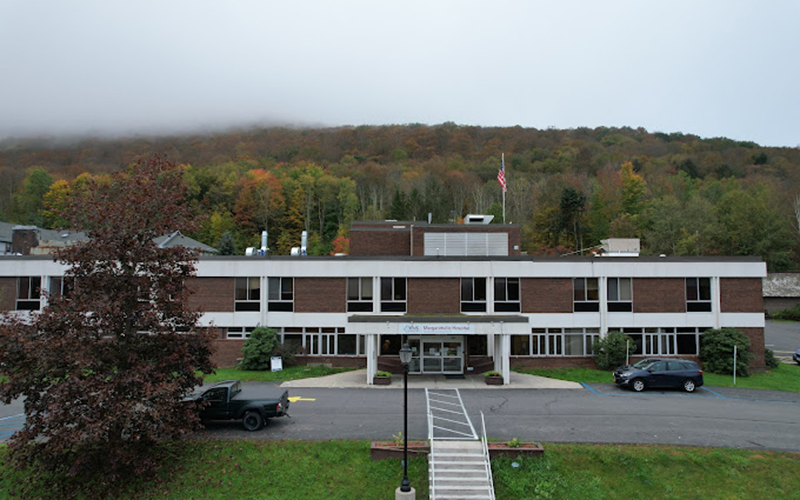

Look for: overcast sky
[1,1,798,147]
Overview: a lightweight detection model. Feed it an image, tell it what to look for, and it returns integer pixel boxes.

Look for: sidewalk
[280,369,582,389]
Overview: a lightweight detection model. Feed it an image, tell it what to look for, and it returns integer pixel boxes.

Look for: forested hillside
[1,124,799,269]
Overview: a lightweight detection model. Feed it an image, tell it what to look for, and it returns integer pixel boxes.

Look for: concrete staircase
[425,389,495,500]
[428,440,494,500]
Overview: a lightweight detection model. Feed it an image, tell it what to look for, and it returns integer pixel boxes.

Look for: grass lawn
[202,365,355,383]
[517,362,800,392]
[2,441,798,500]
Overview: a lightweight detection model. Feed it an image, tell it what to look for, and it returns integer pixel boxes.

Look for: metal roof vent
[464,214,494,225]
[600,238,640,257]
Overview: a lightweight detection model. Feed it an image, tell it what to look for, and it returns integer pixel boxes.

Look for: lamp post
[398,342,413,497]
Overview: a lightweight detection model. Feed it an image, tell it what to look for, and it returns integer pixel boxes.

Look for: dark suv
[613,358,704,393]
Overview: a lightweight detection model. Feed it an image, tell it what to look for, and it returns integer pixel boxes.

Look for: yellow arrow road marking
[288,396,316,402]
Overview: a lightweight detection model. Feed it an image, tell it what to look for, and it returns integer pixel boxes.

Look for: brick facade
[720,278,764,313]
[187,277,234,312]
[739,327,766,370]
[0,277,15,311]
[633,278,685,313]
[295,278,346,313]
[407,278,460,313]
[521,278,573,313]
[349,228,411,256]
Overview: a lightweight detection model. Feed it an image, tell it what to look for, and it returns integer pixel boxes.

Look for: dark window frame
[461,277,487,313]
[16,276,41,311]
[347,277,374,312]
[380,277,407,313]
[686,277,712,312]
[494,277,521,312]
[234,276,261,312]
[573,277,599,312]
[268,277,294,312]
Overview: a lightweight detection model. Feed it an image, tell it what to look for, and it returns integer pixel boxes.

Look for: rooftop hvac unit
[464,214,494,225]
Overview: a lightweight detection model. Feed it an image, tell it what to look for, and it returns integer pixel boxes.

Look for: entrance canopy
[349,316,528,385]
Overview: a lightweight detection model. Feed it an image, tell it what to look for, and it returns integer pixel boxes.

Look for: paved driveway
[765,320,800,363]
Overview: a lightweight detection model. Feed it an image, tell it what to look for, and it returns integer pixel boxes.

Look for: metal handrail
[480,411,496,500]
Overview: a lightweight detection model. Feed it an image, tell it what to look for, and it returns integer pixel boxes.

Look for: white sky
[1,0,798,147]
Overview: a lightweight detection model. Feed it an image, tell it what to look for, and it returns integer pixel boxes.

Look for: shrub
[375,371,392,378]
[240,327,278,371]
[271,341,300,367]
[771,303,800,321]
[700,328,755,377]
[485,371,502,377]
[764,348,780,369]
[592,331,633,370]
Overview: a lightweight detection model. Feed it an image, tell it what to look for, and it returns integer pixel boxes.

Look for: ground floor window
[224,326,365,356]
[518,328,600,356]
[622,327,707,356]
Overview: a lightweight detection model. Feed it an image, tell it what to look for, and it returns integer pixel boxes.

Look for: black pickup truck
[190,380,290,431]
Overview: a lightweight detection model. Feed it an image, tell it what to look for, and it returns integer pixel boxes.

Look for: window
[573,278,599,312]
[234,277,260,311]
[337,334,358,355]
[686,278,711,312]
[528,328,599,356]
[511,334,530,355]
[268,277,293,311]
[347,277,373,312]
[48,276,75,298]
[16,276,41,311]
[226,326,256,339]
[494,278,521,312]
[623,327,705,356]
[607,278,632,312]
[461,278,487,312]
[380,277,406,312]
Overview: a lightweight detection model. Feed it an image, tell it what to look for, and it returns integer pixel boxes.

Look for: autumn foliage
[0,155,214,498]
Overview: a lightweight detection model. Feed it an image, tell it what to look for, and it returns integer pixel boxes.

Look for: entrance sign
[270,356,283,372]
[399,323,475,335]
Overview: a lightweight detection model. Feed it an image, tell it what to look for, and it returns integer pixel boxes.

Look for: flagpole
[502,153,506,224]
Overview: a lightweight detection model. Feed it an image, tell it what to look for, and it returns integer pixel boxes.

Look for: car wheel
[631,379,646,392]
[682,379,696,393]
[242,411,264,431]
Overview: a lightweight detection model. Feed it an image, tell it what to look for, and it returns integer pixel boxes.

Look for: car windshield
[632,359,655,369]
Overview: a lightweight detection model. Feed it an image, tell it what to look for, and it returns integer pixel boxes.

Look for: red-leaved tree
[0,155,214,497]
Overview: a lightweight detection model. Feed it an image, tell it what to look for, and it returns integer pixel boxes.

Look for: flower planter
[370,441,430,460]
[488,441,544,458]
[485,376,504,385]
[373,376,392,385]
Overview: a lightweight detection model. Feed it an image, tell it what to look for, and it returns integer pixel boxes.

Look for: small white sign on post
[271,356,283,372]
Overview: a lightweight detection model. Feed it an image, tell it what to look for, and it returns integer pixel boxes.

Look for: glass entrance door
[408,336,463,374]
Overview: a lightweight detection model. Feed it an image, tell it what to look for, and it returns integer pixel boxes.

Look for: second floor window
[234,277,260,311]
[686,278,711,312]
[494,278,520,312]
[461,277,487,312]
[16,276,41,311]
[607,278,632,312]
[268,277,293,312]
[380,277,406,312]
[573,278,599,312]
[348,277,373,312]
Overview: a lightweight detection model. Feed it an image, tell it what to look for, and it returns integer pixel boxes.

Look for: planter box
[370,441,430,460]
[373,376,392,385]
[488,442,544,458]
[485,376,504,385]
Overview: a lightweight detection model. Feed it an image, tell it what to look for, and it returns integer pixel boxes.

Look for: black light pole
[399,342,412,493]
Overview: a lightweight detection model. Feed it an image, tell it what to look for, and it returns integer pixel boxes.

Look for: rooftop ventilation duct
[464,214,494,225]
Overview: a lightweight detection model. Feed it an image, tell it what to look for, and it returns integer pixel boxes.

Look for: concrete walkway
[280,369,582,389]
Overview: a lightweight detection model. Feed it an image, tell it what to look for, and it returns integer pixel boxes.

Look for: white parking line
[0,413,24,422]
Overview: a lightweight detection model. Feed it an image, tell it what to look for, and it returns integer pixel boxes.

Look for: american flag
[497,154,507,192]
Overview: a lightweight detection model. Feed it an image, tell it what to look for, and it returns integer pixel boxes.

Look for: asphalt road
[194,383,800,453]
[765,320,800,363]
[2,321,799,450]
